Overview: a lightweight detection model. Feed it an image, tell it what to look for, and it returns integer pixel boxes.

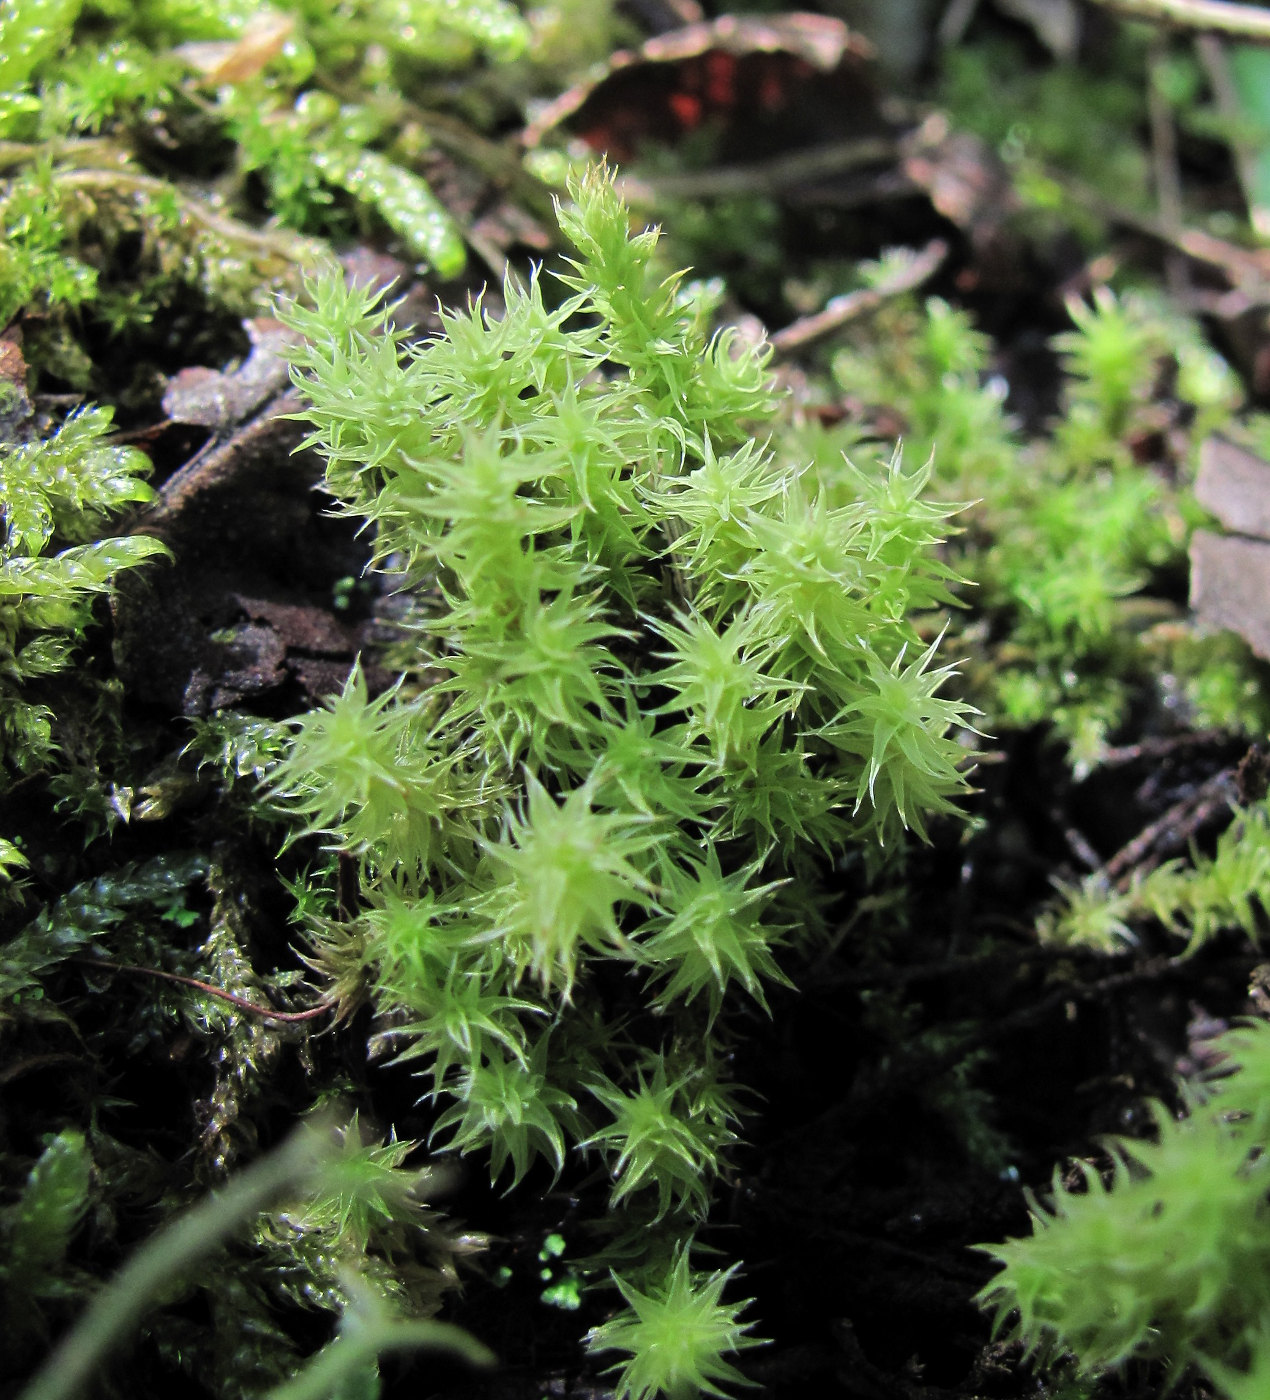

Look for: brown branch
[824,940,1131,990]
[59,169,326,260]
[1089,0,1270,42]
[1057,168,1270,294]
[615,137,899,206]
[1098,730,1233,767]
[1105,768,1237,888]
[769,237,948,358]
[77,957,337,1024]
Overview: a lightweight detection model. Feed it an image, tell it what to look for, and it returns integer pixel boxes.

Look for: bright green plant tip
[0,0,84,135]
[582,1053,740,1219]
[430,1035,577,1187]
[1037,799,1270,955]
[372,0,530,63]
[639,844,792,1021]
[2,1130,92,1286]
[977,1021,1270,1383]
[586,1248,765,1400]
[310,147,467,279]
[474,775,657,998]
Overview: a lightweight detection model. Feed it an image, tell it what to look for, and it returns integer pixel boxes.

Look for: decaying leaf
[174,10,296,86]
[995,0,1082,58]
[522,11,877,161]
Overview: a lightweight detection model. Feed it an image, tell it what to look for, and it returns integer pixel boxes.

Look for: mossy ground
[5,2,1270,1398]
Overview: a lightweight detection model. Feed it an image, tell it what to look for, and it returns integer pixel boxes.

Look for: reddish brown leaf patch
[523,12,878,164]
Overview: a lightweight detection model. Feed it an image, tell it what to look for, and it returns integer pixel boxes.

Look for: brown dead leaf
[174,10,295,86]
[523,12,876,162]
[0,329,33,446]
[899,114,1020,250]
[231,593,357,656]
[1189,531,1270,661]
[994,0,1081,57]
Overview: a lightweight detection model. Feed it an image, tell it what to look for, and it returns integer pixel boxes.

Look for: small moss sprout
[585,1247,765,1400]
[979,1019,1270,1393]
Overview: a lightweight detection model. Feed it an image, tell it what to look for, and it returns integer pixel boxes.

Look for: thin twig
[1088,0,1270,42]
[1105,768,1237,888]
[615,137,899,205]
[0,137,124,172]
[58,169,325,262]
[825,940,1129,990]
[77,957,336,1024]
[1062,819,1105,872]
[778,953,1205,1149]
[1097,730,1233,767]
[769,238,948,358]
[1057,169,1270,295]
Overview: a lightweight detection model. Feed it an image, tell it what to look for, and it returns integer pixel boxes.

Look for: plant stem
[1089,0,1270,41]
[262,1319,493,1400]
[77,956,337,1023]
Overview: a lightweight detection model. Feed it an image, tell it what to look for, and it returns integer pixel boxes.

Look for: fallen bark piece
[1189,528,1270,659]
[1194,434,1270,538]
[161,318,301,431]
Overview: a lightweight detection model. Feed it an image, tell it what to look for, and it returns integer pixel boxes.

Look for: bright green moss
[585,1247,765,1400]
[0,0,549,376]
[274,163,979,1392]
[1039,798,1270,955]
[832,278,1247,774]
[979,1020,1270,1391]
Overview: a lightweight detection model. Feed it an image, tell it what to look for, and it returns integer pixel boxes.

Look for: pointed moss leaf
[276,164,977,1353]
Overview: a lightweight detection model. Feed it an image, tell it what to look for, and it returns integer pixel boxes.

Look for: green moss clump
[272,163,978,1391]
[830,275,1253,775]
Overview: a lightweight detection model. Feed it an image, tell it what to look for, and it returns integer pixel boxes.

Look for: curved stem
[77,957,336,1023]
[19,1121,337,1400]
